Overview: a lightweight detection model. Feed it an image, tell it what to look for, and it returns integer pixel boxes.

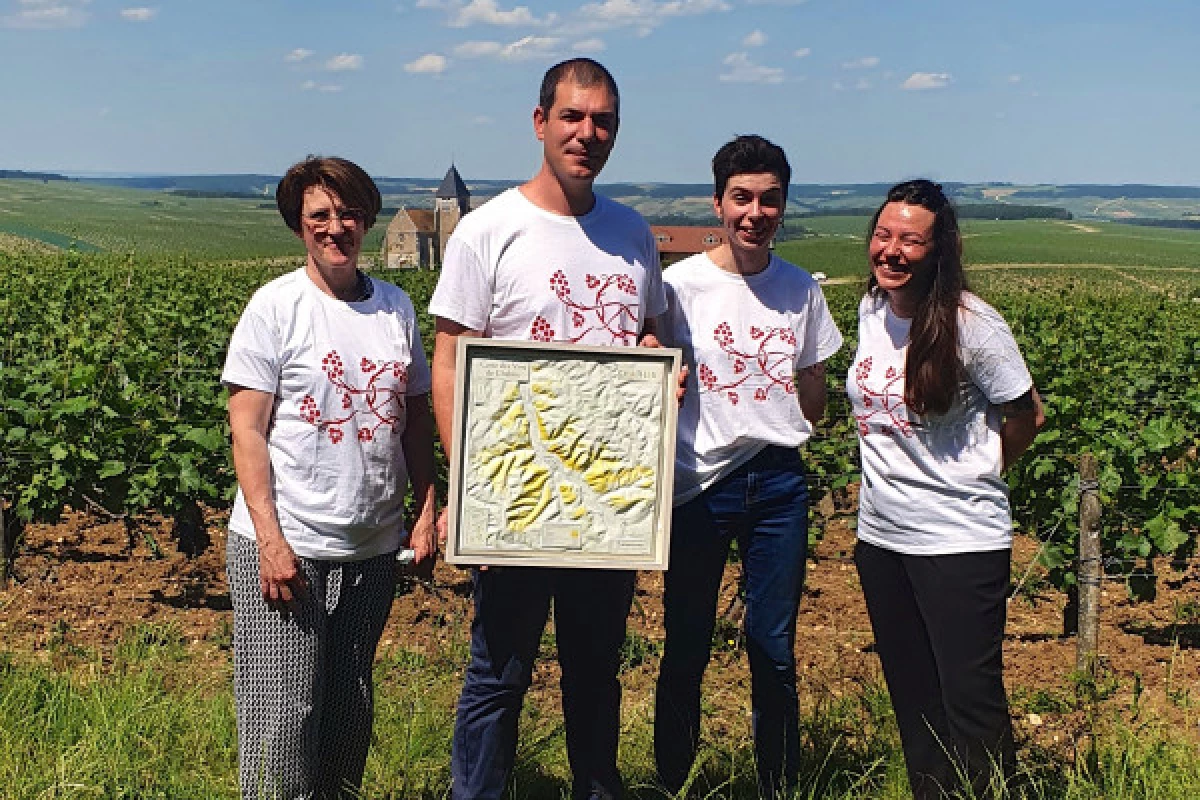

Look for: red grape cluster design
[531,269,640,344]
[852,357,912,438]
[299,394,322,424]
[531,316,555,342]
[321,351,346,381]
[550,270,571,300]
[302,349,409,443]
[698,321,801,405]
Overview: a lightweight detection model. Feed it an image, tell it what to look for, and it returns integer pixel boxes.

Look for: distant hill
[9,172,1199,223]
[0,170,70,182]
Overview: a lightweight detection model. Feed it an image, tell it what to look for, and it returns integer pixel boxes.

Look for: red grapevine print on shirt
[298,351,409,444]
[530,270,639,344]
[696,322,798,405]
[852,356,913,437]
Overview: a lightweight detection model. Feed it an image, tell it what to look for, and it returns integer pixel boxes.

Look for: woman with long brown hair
[848,180,1043,799]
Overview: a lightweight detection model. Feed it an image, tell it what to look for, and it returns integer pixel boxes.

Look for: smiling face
[299,185,364,286]
[869,201,938,297]
[534,79,618,189]
[715,171,785,268]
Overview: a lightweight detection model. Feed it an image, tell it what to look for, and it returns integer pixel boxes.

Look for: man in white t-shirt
[428,59,666,800]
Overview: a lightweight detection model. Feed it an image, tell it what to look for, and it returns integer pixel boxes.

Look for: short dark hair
[712,135,791,201]
[538,58,620,118]
[275,156,382,233]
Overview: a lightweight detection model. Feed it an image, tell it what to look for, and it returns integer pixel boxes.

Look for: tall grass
[1,622,1197,798]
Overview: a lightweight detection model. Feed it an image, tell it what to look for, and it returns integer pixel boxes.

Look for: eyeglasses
[303,208,366,230]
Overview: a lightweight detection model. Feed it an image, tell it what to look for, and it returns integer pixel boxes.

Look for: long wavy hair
[866,180,967,416]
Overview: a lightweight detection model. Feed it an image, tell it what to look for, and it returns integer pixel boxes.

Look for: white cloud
[454,35,560,60]
[405,53,449,73]
[325,54,364,71]
[793,47,810,58]
[285,48,314,63]
[901,72,951,90]
[575,0,731,37]
[855,77,871,91]
[1008,73,1022,84]
[454,41,503,57]
[447,0,556,27]
[742,29,766,47]
[573,37,606,53]
[301,80,343,92]
[472,115,494,125]
[842,56,879,69]
[499,34,560,59]
[719,52,784,85]
[119,6,155,21]
[1,0,91,29]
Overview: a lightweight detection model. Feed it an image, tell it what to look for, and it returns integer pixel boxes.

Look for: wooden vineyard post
[1076,454,1102,676]
[0,500,9,585]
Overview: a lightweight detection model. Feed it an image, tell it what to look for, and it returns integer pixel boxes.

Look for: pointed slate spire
[436,164,470,201]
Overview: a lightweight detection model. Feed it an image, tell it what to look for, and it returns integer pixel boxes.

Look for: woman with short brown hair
[224,156,435,798]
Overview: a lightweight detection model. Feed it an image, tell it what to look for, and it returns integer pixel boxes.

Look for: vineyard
[2,250,1197,595]
[1,247,1199,797]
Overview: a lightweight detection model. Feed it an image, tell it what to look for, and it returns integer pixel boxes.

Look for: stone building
[382,164,471,269]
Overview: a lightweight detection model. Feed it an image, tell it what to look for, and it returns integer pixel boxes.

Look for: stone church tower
[434,164,470,263]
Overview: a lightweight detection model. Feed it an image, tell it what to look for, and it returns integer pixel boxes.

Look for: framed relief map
[445,339,681,570]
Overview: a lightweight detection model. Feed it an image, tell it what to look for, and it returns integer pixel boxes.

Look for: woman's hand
[408,509,438,581]
[638,329,688,404]
[257,531,306,608]
[229,385,306,610]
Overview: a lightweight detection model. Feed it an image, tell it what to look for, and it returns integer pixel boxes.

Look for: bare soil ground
[1,502,1197,754]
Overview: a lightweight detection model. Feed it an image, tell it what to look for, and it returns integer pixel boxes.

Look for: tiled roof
[649,226,726,254]
[406,209,435,233]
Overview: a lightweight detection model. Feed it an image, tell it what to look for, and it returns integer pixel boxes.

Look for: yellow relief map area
[460,357,664,555]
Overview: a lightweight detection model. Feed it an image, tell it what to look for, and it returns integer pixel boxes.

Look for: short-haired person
[653,135,843,796]
[428,59,666,800]
[849,180,1043,799]
[223,156,437,797]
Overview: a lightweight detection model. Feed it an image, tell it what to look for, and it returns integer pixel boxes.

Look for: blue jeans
[655,446,809,797]
[452,566,636,800]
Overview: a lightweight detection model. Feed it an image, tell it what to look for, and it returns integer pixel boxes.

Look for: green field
[1,200,1199,797]
[775,216,1200,281]
[0,179,385,258]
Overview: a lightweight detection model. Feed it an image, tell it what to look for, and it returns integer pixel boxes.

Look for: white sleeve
[961,307,1033,405]
[641,228,668,320]
[428,235,493,331]
[794,284,844,369]
[221,301,279,394]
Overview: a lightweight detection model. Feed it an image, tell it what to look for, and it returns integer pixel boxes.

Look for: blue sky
[3,0,1198,185]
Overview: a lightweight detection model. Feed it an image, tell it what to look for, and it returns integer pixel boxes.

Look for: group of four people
[222,58,1043,800]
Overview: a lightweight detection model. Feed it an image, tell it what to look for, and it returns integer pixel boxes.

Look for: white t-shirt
[428,188,666,344]
[659,253,843,505]
[222,268,432,561]
[847,292,1033,555]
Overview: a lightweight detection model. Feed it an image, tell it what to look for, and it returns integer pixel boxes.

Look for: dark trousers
[655,446,809,797]
[854,539,1016,800]
[451,566,636,800]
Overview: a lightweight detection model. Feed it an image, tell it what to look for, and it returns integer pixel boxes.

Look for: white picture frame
[444,338,681,570]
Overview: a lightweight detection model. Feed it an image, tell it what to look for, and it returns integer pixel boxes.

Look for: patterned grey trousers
[226,533,397,800]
